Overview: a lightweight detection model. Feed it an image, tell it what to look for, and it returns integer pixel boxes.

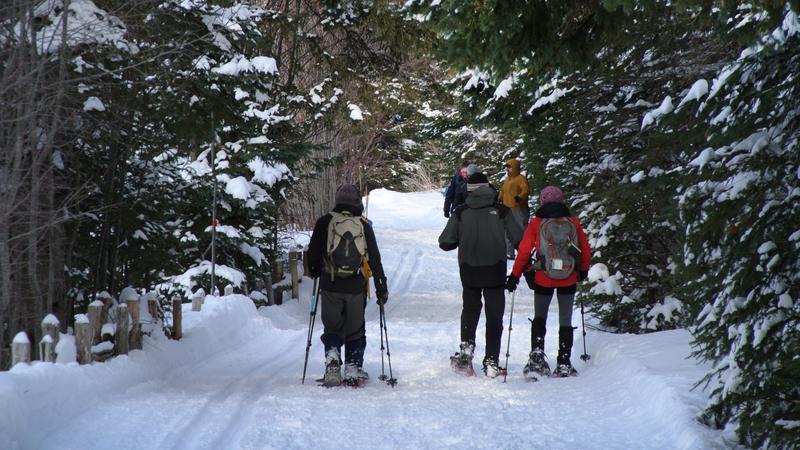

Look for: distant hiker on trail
[307,184,389,387]
[443,161,471,217]
[438,172,524,378]
[498,159,530,260]
[505,185,591,380]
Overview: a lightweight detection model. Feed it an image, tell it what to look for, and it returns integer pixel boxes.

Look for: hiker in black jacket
[443,162,470,217]
[438,172,524,378]
[307,184,388,387]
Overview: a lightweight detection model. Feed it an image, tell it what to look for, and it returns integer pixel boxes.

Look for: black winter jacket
[444,173,468,214]
[438,185,524,287]
[307,204,387,295]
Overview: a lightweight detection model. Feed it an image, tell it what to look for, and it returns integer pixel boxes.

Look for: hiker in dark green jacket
[438,172,524,378]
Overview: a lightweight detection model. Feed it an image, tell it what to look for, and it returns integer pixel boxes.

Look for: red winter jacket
[511,203,591,288]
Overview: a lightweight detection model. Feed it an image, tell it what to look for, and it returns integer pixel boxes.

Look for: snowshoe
[450,353,476,376]
[343,364,369,388]
[552,363,578,378]
[523,350,551,381]
[450,341,476,376]
[482,357,506,379]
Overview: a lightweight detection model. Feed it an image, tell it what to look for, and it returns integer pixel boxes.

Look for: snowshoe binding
[522,350,551,381]
[343,364,369,388]
[482,357,506,379]
[450,341,476,376]
[552,362,578,378]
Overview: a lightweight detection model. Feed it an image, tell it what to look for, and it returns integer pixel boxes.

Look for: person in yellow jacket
[498,159,530,259]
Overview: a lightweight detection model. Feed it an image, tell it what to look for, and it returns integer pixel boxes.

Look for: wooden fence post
[147,295,158,319]
[302,250,309,278]
[128,297,142,351]
[88,300,104,344]
[39,335,55,363]
[273,256,284,282]
[115,304,129,355]
[11,332,31,367]
[41,314,60,346]
[289,251,299,300]
[172,295,182,340]
[74,315,92,364]
[97,291,113,324]
[192,288,205,312]
[265,272,274,306]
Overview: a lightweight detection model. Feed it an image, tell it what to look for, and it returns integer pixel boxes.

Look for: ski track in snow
[0,190,736,450]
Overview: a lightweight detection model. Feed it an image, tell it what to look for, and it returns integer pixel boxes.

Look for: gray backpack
[536,217,580,280]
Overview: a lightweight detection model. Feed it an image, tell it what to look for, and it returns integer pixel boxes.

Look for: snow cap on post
[120,286,139,302]
[334,184,361,207]
[539,186,565,205]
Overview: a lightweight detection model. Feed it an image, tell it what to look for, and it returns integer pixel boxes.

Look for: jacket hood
[505,159,521,177]
[465,185,498,208]
[535,202,571,218]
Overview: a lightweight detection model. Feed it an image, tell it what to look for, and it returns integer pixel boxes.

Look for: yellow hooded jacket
[498,159,529,211]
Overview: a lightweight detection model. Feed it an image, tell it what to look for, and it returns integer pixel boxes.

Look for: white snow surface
[0,190,730,449]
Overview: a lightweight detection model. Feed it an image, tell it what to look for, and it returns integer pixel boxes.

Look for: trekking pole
[503,290,516,383]
[379,303,397,387]
[301,278,321,384]
[378,303,387,382]
[579,296,591,362]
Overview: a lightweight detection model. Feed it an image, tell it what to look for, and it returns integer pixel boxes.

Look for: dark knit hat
[467,172,489,192]
[334,183,361,207]
[539,185,565,205]
[466,164,478,176]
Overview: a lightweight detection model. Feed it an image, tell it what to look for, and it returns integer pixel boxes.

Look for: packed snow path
[1,190,732,449]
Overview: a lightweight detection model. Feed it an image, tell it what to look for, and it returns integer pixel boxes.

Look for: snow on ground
[0,189,735,450]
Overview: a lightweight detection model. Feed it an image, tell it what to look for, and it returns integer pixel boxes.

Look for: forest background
[1,1,798,448]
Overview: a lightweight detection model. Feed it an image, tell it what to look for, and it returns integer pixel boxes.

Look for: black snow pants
[460,286,505,361]
[320,290,367,365]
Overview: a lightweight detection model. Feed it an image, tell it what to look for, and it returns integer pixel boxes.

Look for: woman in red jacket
[505,185,591,379]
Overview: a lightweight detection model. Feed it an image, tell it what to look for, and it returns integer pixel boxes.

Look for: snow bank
[0,295,277,449]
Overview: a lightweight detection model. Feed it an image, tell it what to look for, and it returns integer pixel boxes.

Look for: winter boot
[523,317,551,379]
[450,340,476,375]
[482,356,505,379]
[323,347,343,387]
[343,363,368,386]
[523,350,551,379]
[553,326,578,377]
[344,337,368,385]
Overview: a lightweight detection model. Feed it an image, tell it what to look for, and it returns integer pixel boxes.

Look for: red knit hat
[539,185,564,205]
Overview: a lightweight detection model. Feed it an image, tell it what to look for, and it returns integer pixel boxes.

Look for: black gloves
[376,290,389,305]
[505,274,519,292]
[444,209,450,218]
[309,266,321,278]
[375,276,389,305]
[578,270,589,282]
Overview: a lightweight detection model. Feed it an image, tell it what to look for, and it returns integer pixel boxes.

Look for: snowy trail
[1,190,733,450]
